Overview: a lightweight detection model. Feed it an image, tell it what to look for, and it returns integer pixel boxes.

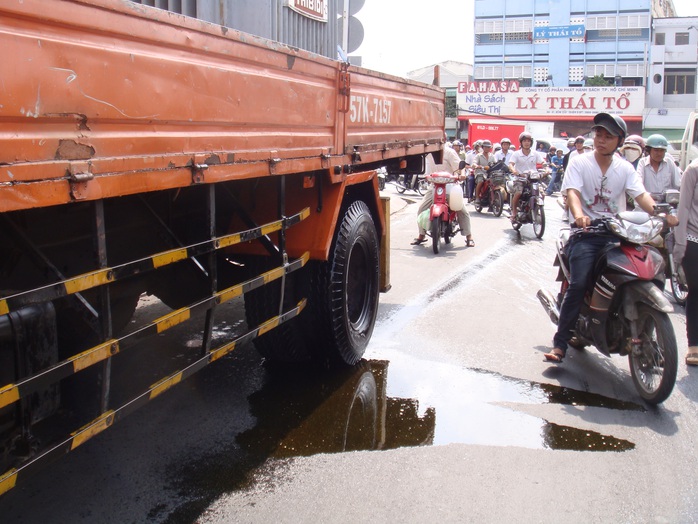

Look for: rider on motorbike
[508,131,541,222]
[543,113,680,363]
[635,134,682,195]
[473,139,496,205]
[411,143,474,247]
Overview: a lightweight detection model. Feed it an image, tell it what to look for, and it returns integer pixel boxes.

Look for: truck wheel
[309,200,380,366]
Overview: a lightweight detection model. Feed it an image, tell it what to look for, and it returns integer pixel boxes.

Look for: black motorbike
[537,212,678,404]
[508,170,546,238]
[396,173,428,196]
[652,189,688,306]
[473,160,509,217]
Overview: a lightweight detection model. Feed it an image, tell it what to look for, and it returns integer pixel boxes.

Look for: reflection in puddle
[238,356,636,459]
[164,353,637,521]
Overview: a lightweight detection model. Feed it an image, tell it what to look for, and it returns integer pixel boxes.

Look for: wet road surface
[1,190,697,522]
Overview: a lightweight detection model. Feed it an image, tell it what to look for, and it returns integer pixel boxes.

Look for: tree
[586,75,611,86]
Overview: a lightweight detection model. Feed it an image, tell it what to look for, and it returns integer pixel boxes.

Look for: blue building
[465,0,678,139]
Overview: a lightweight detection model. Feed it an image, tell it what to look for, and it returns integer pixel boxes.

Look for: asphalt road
[1,185,697,523]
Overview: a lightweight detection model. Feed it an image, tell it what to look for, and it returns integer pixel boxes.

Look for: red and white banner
[287,0,328,22]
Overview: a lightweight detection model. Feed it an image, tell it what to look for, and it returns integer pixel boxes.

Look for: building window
[664,70,696,95]
[655,32,665,45]
[445,88,458,118]
[675,32,689,45]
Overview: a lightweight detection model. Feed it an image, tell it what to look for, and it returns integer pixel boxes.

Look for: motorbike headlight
[436,186,445,196]
[622,217,664,244]
[606,219,626,238]
[664,190,680,206]
[528,172,540,181]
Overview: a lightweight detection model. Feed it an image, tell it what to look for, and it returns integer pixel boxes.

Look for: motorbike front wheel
[431,216,441,254]
[417,179,427,196]
[492,191,503,217]
[396,176,406,194]
[628,304,678,405]
[532,203,545,238]
[670,271,688,306]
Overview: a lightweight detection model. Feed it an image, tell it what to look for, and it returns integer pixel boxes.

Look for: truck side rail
[0,207,310,496]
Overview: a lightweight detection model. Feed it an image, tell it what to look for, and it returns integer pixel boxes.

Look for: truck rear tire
[245,199,379,367]
[309,200,380,366]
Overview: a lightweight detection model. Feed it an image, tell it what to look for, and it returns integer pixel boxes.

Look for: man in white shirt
[494,137,513,164]
[543,113,678,363]
[635,134,682,196]
[508,132,540,222]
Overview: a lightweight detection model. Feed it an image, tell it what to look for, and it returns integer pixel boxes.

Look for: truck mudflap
[0,206,311,496]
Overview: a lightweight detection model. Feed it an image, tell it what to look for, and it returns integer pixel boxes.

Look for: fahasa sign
[457,85,644,118]
[287,0,328,22]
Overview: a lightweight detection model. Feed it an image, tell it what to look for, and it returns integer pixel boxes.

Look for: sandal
[466,239,475,247]
[411,237,427,245]
[543,348,565,364]
[686,347,698,366]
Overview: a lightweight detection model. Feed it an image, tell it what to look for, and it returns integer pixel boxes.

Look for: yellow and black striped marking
[0,298,307,497]
[0,208,310,316]
[0,252,309,412]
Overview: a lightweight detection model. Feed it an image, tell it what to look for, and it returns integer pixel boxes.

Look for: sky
[355,0,698,78]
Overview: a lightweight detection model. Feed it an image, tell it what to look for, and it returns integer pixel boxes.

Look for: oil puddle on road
[163,354,637,522]
[234,356,637,460]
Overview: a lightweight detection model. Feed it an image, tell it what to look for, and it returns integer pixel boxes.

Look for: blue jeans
[553,233,617,351]
[546,169,560,195]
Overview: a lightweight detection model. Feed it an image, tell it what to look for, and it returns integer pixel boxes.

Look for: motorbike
[507,169,546,238]
[650,189,688,306]
[473,160,509,217]
[396,173,428,196]
[426,164,465,254]
[536,211,678,404]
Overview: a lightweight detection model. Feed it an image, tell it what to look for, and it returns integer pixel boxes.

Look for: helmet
[500,137,511,145]
[645,134,669,150]
[567,137,575,147]
[583,138,594,149]
[452,140,462,147]
[493,142,501,151]
[592,112,627,142]
[481,139,492,148]
[519,131,533,144]
[624,134,645,149]
[556,148,563,153]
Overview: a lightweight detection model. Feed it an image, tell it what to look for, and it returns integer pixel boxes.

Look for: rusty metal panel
[345,67,446,160]
[0,0,443,213]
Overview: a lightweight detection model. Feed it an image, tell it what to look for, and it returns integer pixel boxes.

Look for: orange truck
[0,0,444,494]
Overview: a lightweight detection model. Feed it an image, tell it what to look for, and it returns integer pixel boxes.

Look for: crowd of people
[399,112,697,369]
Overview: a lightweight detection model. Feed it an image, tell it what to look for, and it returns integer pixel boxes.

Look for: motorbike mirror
[458,160,466,169]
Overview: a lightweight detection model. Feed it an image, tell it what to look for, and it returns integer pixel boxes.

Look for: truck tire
[309,200,380,366]
[245,199,379,367]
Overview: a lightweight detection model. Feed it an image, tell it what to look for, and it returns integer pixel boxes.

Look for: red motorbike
[427,169,464,254]
[536,211,678,404]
